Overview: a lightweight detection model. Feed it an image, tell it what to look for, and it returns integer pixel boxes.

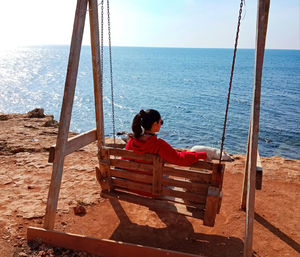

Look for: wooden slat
[111,178,152,194]
[163,166,212,183]
[110,159,153,173]
[105,147,154,162]
[44,0,88,230]
[110,168,152,184]
[27,227,199,257]
[162,177,209,195]
[101,191,205,219]
[48,129,97,163]
[162,187,206,204]
[189,160,215,171]
[203,186,220,227]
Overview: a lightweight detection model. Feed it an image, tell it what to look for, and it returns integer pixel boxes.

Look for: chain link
[100,0,104,78]
[219,0,244,164]
[106,0,116,145]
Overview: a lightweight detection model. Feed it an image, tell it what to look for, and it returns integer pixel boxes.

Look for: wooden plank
[189,160,215,171]
[241,123,251,210]
[44,0,88,230]
[256,150,263,190]
[101,191,205,219]
[163,166,212,183]
[89,0,105,147]
[96,166,110,191]
[162,187,206,204]
[110,168,152,184]
[27,227,199,257]
[152,155,163,196]
[105,147,154,162]
[211,164,225,189]
[244,1,270,256]
[162,177,209,195]
[110,159,153,173]
[99,148,111,191]
[111,178,152,194]
[203,186,220,227]
[48,129,97,163]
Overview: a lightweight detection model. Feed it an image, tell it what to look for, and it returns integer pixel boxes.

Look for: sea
[0,46,299,159]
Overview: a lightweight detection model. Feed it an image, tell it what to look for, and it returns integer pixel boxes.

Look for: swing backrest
[97,146,225,227]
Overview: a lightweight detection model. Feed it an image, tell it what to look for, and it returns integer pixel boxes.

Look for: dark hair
[131,109,161,138]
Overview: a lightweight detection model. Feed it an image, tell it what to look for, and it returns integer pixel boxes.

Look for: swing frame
[27,0,270,257]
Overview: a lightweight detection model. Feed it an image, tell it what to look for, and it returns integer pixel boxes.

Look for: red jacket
[125,135,207,166]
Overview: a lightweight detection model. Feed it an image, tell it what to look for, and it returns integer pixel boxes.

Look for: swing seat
[96,146,225,227]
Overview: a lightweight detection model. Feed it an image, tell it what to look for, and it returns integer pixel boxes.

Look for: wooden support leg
[89,0,105,148]
[241,124,251,211]
[203,186,220,227]
[244,1,270,256]
[43,0,88,230]
[97,148,112,191]
[256,150,263,190]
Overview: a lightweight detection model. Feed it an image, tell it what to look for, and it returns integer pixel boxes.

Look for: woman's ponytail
[131,109,161,138]
[132,110,144,138]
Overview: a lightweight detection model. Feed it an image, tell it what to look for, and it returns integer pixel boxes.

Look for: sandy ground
[0,111,299,257]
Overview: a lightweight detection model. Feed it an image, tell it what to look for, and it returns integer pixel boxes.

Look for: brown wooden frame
[26,1,270,257]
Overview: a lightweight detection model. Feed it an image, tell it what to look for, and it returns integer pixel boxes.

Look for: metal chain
[219,0,244,164]
[100,0,104,78]
[106,0,116,145]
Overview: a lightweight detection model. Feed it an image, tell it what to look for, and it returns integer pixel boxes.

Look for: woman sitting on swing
[126,109,208,165]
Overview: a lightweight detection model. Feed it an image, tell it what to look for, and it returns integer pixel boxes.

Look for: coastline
[0,110,299,256]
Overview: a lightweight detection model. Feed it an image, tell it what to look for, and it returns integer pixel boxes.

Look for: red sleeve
[157,139,207,166]
[125,139,132,150]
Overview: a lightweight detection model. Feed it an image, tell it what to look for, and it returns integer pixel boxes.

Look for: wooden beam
[43,0,88,230]
[203,186,220,227]
[241,147,263,209]
[152,156,163,196]
[106,147,154,162]
[244,1,270,256]
[241,123,251,210]
[89,0,105,148]
[256,150,263,190]
[48,129,97,163]
[27,227,199,257]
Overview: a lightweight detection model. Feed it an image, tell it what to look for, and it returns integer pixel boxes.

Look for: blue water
[0,46,299,159]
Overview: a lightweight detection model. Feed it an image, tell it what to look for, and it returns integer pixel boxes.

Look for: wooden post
[89,0,105,148]
[152,156,163,196]
[203,186,220,227]
[244,0,270,256]
[44,0,88,229]
[255,150,263,190]
[241,123,251,210]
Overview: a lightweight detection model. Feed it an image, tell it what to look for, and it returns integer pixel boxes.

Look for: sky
[0,0,299,50]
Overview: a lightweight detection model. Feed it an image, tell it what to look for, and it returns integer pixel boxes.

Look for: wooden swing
[27,0,270,257]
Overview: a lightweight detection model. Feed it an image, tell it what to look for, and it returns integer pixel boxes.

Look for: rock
[61,221,67,226]
[43,116,59,128]
[73,205,86,216]
[0,114,9,121]
[27,108,45,118]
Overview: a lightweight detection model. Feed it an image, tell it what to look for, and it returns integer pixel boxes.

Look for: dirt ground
[0,112,299,257]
